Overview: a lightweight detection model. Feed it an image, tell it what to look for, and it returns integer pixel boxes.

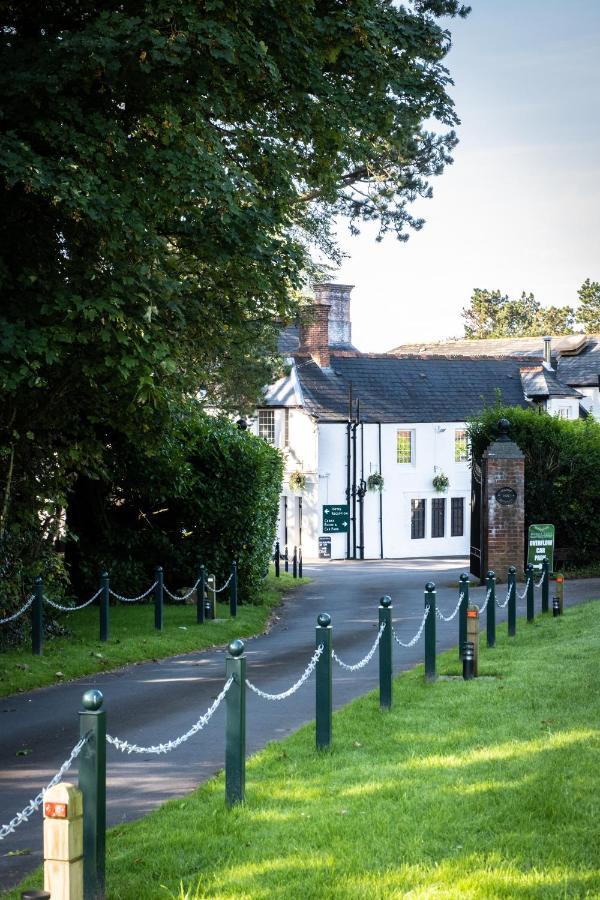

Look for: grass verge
[8,601,600,899]
[0,572,308,697]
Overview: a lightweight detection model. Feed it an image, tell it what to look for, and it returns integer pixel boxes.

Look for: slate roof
[277,324,300,354]
[291,353,534,423]
[520,366,583,399]
[389,336,600,388]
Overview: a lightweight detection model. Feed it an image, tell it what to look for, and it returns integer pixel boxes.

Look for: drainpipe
[358,419,366,560]
[378,423,383,559]
[352,399,358,559]
[346,383,352,560]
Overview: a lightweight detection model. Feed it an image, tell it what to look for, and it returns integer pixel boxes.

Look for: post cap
[508,566,516,574]
[379,595,392,608]
[487,570,495,579]
[82,689,103,711]
[526,563,534,572]
[101,571,109,579]
[425,581,436,592]
[34,576,43,584]
[228,639,245,657]
[155,565,163,573]
[460,573,469,582]
[317,612,331,627]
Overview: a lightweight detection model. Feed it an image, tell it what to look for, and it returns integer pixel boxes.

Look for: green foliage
[366,472,384,492]
[469,404,600,564]
[67,413,283,603]
[288,471,306,493]
[432,471,449,492]
[577,278,600,331]
[462,288,576,338]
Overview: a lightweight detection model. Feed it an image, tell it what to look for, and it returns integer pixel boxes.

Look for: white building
[252,286,599,561]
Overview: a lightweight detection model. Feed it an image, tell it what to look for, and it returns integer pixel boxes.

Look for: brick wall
[482,441,525,576]
[299,302,331,367]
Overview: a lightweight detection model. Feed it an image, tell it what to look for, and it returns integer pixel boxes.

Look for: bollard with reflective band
[424,582,436,682]
[462,641,475,680]
[378,597,393,710]
[225,640,246,806]
[99,572,109,643]
[229,561,238,618]
[459,573,469,659]
[298,547,303,579]
[79,689,106,899]
[154,566,164,631]
[467,604,480,676]
[541,557,549,613]
[526,563,535,622]
[206,575,216,620]
[315,613,332,749]
[43,782,83,900]
[274,542,280,578]
[553,596,561,617]
[196,564,205,625]
[292,546,298,579]
[486,571,496,648]
[507,566,517,637]
[556,574,564,614]
[32,576,43,656]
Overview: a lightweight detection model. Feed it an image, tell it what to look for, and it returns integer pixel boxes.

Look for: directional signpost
[527,523,555,572]
[322,504,349,534]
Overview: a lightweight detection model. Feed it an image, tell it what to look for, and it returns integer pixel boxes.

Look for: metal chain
[213,573,234,594]
[517,578,531,600]
[0,735,88,841]
[0,595,35,625]
[106,677,233,755]
[109,582,158,603]
[496,586,511,609]
[478,587,492,616]
[436,591,465,622]
[163,579,201,602]
[392,605,430,648]
[246,644,324,701]
[43,588,102,613]
[332,622,386,671]
[535,573,545,589]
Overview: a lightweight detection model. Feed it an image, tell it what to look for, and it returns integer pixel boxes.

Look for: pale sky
[334,0,600,351]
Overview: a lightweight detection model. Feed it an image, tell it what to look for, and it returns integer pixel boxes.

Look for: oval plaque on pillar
[495,486,517,506]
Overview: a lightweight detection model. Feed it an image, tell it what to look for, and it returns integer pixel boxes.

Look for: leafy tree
[577,279,600,331]
[469,405,600,566]
[0,0,468,602]
[462,289,575,338]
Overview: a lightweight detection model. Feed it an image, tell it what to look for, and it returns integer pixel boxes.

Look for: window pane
[411,499,425,539]
[258,409,275,444]
[431,498,445,538]
[397,430,413,463]
[451,497,464,537]
[454,429,468,462]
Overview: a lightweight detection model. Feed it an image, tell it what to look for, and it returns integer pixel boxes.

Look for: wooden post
[206,574,216,619]
[556,574,564,614]
[43,782,83,900]
[466,604,480,676]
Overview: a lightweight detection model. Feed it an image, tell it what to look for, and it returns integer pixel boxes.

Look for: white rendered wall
[546,397,581,420]
[574,387,599,419]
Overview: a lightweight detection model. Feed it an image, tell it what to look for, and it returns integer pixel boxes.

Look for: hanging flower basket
[367,472,385,492]
[289,471,306,493]
[432,472,449,492]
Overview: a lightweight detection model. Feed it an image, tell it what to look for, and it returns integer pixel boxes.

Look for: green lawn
[0,572,307,697]
[8,601,600,899]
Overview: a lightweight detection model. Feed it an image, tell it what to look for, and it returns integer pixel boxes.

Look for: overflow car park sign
[322,504,349,534]
[527,524,555,572]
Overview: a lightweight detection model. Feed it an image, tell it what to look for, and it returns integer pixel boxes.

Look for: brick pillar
[299,302,331,367]
[482,420,525,577]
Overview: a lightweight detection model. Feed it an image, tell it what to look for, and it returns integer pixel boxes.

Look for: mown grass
[9,600,600,899]
[0,572,308,697]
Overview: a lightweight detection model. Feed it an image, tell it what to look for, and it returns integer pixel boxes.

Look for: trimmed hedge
[469,404,600,567]
[66,414,283,603]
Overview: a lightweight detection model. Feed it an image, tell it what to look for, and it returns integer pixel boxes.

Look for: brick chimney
[299,301,331,368]
[314,283,353,347]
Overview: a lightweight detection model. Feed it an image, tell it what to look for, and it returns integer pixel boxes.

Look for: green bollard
[526,563,535,622]
[292,546,298,579]
[225,639,246,806]
[196,564,205,625]
[154,566,163,631]
[378,596,393,710]
[79,689,106,899]
[507,566,516,636]
[315,613,332,750]
[459,573,469,659]
[229,561,238,618]
[541,557,549,613]
[274,542,280,578]
[32,576,43,656]
[424,582,437,682]
[99,572,109,643]
[486,570,496,648]
[298,547,303,578]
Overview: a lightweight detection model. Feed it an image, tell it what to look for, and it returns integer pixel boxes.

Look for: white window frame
[258,408,276,444]
[556,407,571,419]
[454,428,468,462]
[396,429,415,465]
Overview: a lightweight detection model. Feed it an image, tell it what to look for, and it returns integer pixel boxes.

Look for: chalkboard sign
[318,536,331,559]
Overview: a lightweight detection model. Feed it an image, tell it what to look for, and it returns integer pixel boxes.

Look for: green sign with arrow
[322,504,349,534]
[527,523,555,572]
